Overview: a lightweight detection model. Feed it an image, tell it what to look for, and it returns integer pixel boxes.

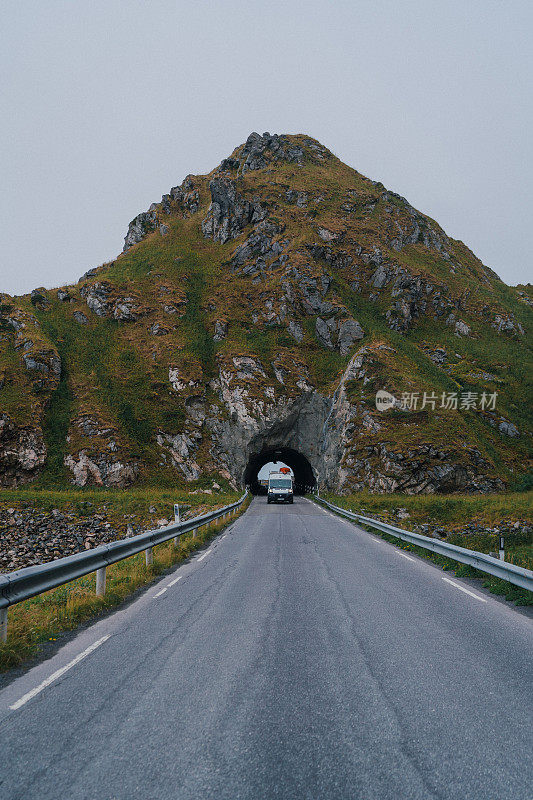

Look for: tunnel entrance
[244,447,317,495]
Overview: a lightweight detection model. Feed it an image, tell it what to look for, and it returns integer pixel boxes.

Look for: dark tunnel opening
[244,447,317,495]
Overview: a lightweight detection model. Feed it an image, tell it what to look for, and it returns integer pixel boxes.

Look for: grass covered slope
[0,132,531,492]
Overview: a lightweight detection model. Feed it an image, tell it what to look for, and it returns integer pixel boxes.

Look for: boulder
[498,419,519,437]
[149,323,169,336]
[65,451,138,487]
[287,320,304,342]
[113,298,138,321]
[82,282,113,316]
[213,320,228,341]
[315,317,336,349]
[337,318,364,355]
[73,311,88,325]
[454,320,471,337]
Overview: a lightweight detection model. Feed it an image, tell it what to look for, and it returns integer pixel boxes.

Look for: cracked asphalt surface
[0,497,531,799]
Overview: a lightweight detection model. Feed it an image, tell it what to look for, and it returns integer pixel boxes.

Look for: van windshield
[269,479,292,489]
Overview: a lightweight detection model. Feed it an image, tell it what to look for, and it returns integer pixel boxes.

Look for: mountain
[0,132,531,493]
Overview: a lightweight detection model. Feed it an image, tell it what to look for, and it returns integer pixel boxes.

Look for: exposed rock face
[208,368,330,489]
[149,323,168,336]
[156,432,201,481]
[201,343,502,495]
[0,415,46,486]
[30,289,49,309]
[288,320,304,342]
[123,210,158,252]
[202,177,266,244]
[312,345,506,494]
[492,314,523,335]
[315,316,364,353]
[22,350,61,390]
[337,319,365,354]
[495,418,520,437]
[80,282,142,322]
[64,451,138,487]
[81,281,113,316]
[113,298,138,321]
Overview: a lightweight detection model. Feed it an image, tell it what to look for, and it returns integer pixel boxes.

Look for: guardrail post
[0,608,7,644]
[145,547,153,566]
[173,535,179,546]
[95,567,107,597]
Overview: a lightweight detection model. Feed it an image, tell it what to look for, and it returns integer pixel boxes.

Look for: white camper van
[267,471,294,504]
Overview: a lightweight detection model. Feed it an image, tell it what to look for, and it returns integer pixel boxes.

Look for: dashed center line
[10,634,111,711]
[442,576,487,602]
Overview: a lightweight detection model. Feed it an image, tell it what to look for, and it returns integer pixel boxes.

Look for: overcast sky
[1,0,531,296]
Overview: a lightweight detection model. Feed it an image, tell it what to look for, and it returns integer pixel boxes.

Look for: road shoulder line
[9,634,111,711]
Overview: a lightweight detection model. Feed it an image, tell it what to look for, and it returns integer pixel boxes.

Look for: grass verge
[324,491,533,570]
[324,491,533,528]
[0,487,240,524]
[0,496,250,673]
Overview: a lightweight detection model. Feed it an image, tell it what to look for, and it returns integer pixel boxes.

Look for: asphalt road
[0,497,532,800]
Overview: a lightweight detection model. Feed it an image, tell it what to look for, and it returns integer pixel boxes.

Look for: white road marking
[197,548,212,562]
[442,576,487,602]
[153,587,168,598]
[315,502,357,529]
[397,551,415,562]
[167,575,183,587]
[9,634,111,711]
[314,500,491,601]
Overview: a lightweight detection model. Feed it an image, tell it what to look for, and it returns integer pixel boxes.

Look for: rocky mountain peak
[0,133,530,493]
[217,131,325,174]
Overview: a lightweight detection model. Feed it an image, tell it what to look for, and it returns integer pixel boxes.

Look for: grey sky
[1,0,531,296]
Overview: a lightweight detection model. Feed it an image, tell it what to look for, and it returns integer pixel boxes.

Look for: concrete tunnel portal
[244,447,317,495]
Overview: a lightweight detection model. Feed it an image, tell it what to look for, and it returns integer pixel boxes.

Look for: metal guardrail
[0,492,248,642]
[314,496,533,592]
